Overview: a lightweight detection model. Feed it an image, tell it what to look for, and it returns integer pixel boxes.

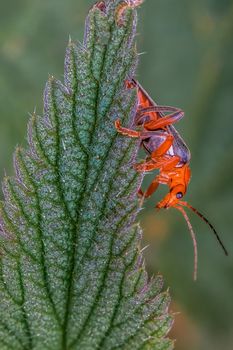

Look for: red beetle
[115,79,228,279]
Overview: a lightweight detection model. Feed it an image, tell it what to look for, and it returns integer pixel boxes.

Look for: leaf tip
[115,0,144,26]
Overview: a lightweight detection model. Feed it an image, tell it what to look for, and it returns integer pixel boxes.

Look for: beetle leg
[160,156,180,171]
[138,130,174,152]
[135,161,161,172]
[156,174,170,185]
[136,106,184,129]
[135,155,169,172]
[135,155,180,172]
[115,119,140,138]
[125,80,136,89]
[134,132,174,172]
[139,178,160,199]
[150,134,174,157]
[138,188,144,197]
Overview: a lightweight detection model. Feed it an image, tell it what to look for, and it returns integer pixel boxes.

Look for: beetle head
[156,184,186,209]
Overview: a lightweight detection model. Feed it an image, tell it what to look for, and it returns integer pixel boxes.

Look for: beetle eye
[176,192,183,199]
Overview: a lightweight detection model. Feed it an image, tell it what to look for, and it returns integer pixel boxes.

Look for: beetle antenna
[175,205,198,281]
[180,201,228,256]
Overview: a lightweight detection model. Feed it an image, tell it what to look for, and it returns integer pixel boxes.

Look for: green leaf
[0,1,173,349]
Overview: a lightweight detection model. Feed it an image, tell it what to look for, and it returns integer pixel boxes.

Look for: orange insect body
[115,79,228,280]
[116,79,191,206]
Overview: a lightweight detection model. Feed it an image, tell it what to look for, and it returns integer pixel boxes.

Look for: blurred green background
[0,0,233,349]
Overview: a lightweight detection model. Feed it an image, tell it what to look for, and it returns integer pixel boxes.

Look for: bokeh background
[0,1,233,349]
